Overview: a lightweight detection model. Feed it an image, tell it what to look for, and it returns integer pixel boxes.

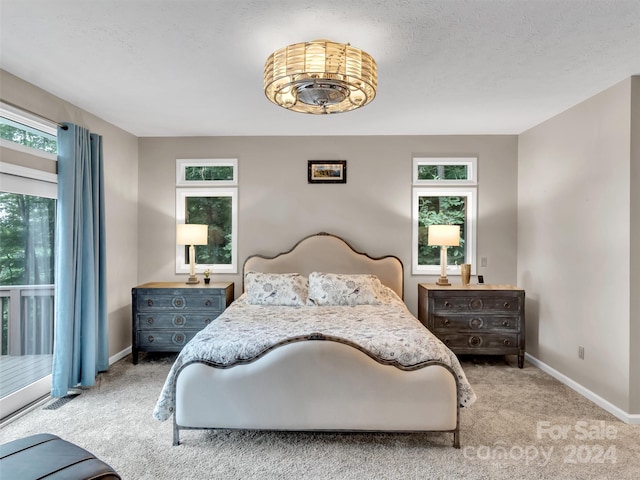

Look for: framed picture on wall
[307,160,347,184]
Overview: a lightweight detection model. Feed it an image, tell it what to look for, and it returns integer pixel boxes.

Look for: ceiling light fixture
[264,39,377,115]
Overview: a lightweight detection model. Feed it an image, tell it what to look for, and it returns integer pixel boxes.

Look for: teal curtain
[51,123,108,397]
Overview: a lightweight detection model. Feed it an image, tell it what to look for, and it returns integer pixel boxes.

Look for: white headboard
[243,232,404,299]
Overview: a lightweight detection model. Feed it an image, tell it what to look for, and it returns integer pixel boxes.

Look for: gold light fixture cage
[264,40,377,114]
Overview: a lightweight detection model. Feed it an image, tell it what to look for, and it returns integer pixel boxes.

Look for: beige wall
[138,135,518,316]
[0,70,139,358]
[518,78,634,413]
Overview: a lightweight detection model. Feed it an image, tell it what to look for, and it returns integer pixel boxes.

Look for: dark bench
[0,433,121,479]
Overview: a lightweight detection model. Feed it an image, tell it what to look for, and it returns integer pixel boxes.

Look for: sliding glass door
[0,174,56,420]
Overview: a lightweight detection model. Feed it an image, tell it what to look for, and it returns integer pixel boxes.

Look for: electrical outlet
[578,346,585,359]
[481,257,488,267]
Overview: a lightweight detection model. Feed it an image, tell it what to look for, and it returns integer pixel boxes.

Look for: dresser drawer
[136,329,201,349]
[137,312,218,329]
[438,333,520,351]
[136,291,225,312]
[430,293,522,314]
[430,315,521,332]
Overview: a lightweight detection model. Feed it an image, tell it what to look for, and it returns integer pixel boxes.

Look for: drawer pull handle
[147,299,153,307]
[504,302,510,308]
[444,339,451,345]
[204,318,211,324]
[470,317,483,329]
[444,301,451,308]
[175,316,184,325]
[469,299,484,311]
[171,297,186,309]
[147,335,154,343]
[503,338,511,345]
[146,317,154,325]
[175,334,184,343]
[502,320,509,327]
[205,299,212,306]
[469,336,482,347]
[443,319,450,326]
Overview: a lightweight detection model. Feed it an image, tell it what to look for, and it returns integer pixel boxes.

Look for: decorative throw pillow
[245,272,308,306]
[307,272,382,306]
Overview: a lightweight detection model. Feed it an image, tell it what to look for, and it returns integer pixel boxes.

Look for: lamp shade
[176,224,208,246]
[427,225,460,247]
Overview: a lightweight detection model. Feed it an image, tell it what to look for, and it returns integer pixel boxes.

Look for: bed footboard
[173,340,460,447]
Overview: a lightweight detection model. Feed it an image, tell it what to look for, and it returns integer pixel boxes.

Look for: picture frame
[307,160,347,184]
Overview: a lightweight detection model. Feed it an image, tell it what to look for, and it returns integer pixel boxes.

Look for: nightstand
[418,284,525,368]
[131,282,234,364]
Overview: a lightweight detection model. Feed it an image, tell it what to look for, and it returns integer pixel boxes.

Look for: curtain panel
[52,123,108,397]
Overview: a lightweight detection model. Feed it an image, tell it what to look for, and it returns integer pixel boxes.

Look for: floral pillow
[307,272,382,306]
[245,272,308,306]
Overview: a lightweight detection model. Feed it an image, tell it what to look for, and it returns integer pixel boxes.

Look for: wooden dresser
[418,284,525,368]
[131,282,234,364]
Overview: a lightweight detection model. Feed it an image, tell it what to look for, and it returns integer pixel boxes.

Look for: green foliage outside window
[0,192,56,355]
[417,195,466,266]
[0,192,56,285]
[184,166,234,182]
[0,119,57,154]
[185,196,233,265]
[417,165,468,181]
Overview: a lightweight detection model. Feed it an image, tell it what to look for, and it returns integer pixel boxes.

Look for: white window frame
[0,163,57,194]
[0,102,58,161]
[176,158,238,186]
[412,157,477,186]
[412,187,477,275]
[175,187,238,274]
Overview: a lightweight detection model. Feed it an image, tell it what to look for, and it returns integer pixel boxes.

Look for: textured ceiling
[1,0,639,137]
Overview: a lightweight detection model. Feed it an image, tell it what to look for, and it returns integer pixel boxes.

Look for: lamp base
[186,275,199,285]
[436,276,451,286]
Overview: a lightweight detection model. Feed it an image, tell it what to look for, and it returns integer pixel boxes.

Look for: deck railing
[0,284,54,356]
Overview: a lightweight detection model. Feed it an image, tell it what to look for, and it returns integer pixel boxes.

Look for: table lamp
[177,224,208,284]
[427,224,460,286]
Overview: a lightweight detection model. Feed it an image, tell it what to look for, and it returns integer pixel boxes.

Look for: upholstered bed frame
[172,233,460,447]
[242,232,404,299]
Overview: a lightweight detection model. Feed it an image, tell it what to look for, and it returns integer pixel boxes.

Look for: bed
[153,232,476,447]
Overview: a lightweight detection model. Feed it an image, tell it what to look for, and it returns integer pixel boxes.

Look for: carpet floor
[0,354,638,479]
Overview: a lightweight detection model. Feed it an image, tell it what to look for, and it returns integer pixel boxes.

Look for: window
[175,158,239,275]
[0,102,57,160]
[413,157,477,185]
[412,156,478,275]
[176,188,238,274]
[176,158,237,186]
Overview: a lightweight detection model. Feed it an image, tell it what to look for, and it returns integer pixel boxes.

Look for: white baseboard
[525,353,640,425]
[109,346,132,365]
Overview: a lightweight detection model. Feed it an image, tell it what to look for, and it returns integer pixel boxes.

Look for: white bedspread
[153,287,476,421]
